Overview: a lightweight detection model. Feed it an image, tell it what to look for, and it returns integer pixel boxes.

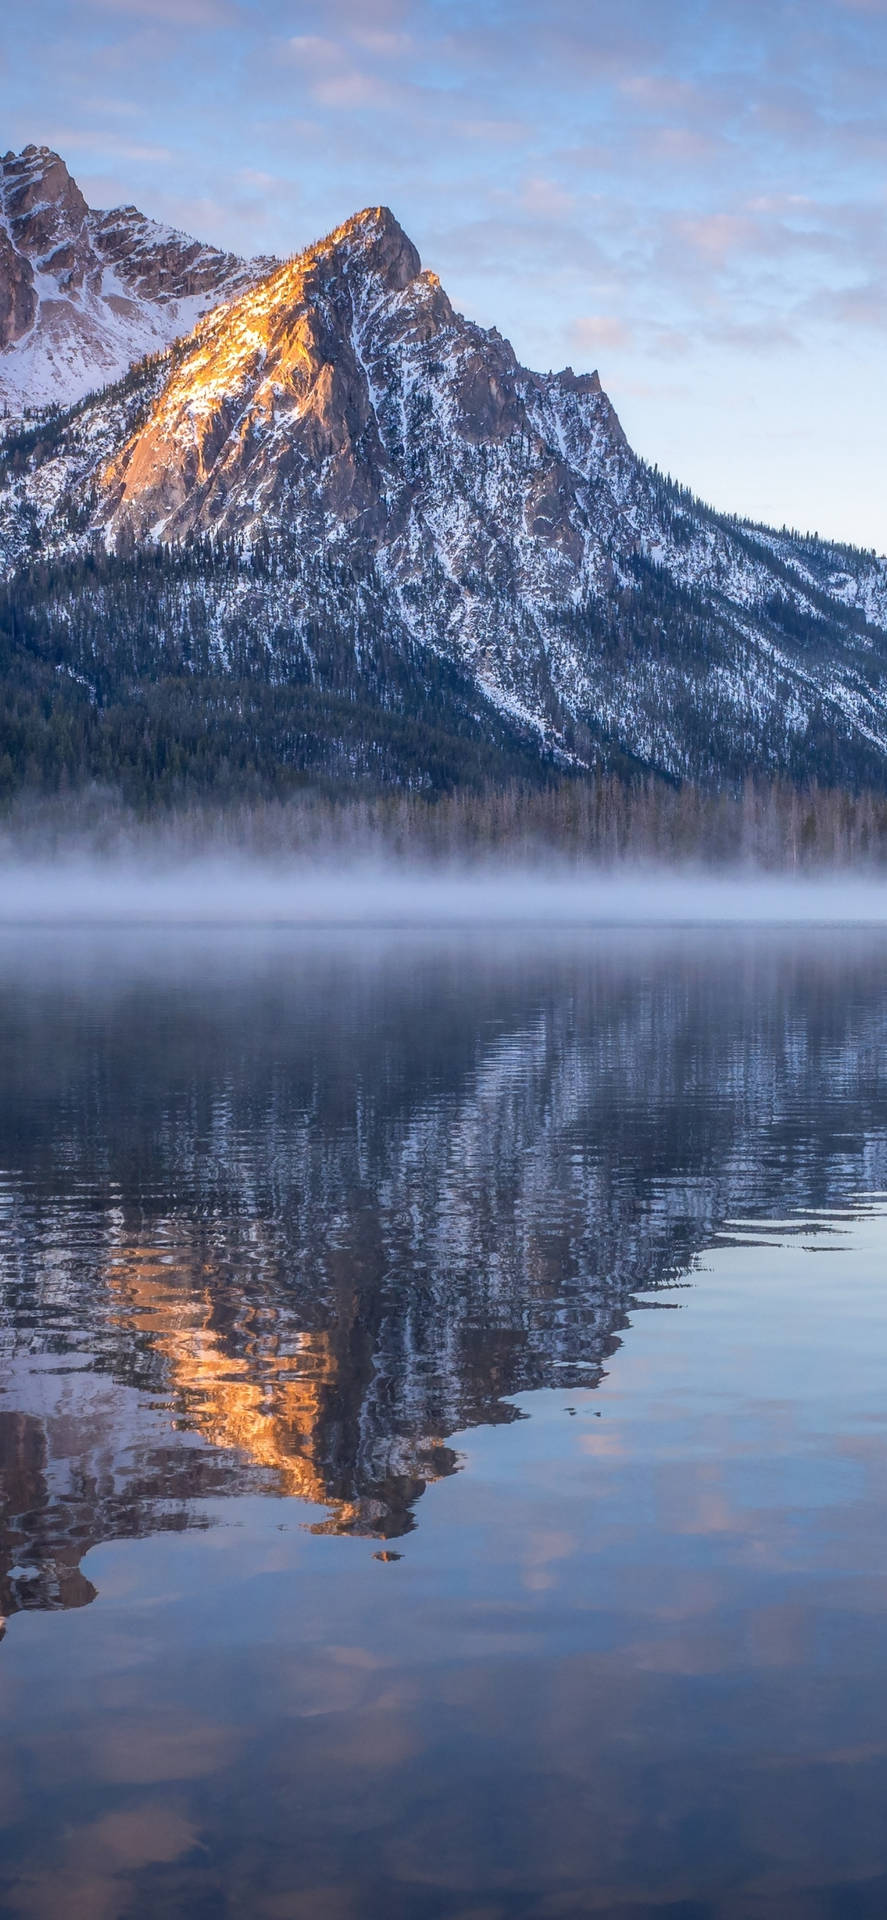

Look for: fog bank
[4,857,887,926]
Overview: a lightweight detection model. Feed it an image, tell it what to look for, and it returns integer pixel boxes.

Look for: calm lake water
[2,927,887,1919]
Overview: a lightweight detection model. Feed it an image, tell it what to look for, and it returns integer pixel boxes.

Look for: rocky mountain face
[2,159,887,795]
[0,145,271,411]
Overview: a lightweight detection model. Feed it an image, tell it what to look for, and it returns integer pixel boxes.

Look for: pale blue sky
[4,0,886,549]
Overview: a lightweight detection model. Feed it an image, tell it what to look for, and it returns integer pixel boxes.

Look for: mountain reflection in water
[2,928,887,1633]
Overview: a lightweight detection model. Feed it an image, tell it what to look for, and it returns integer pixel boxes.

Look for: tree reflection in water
[2,928,887,1626]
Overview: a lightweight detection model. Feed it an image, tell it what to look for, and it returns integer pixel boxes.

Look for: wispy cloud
[42,127,173,163]
[571,313,633,351]
[83,0,236,21]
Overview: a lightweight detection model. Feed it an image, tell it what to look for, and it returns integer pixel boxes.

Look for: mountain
[0,144,271,411]
[2,153,887,801]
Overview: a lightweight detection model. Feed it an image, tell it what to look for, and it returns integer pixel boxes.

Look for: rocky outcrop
[0,226,37,348]
[100,208,417,542]
[90,204,261,305]
[2,144,90,267]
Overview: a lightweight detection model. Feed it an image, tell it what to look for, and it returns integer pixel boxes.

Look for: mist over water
[5,852,887,924]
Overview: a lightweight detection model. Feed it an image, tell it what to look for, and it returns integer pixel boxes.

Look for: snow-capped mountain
[0,144,272,411]
[2,166,887,794]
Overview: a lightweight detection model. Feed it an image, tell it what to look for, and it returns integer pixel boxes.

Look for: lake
[2,927,887,1918]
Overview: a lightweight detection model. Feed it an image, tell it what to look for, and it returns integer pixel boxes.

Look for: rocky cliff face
[2,162,887,790]
[0,145,272,410]
[0,225,37,350]
[100,205,629,585]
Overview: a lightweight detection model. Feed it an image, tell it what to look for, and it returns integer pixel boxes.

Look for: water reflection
[2,930,887,1630]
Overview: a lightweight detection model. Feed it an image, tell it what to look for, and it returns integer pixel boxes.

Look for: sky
[3,0,885,550]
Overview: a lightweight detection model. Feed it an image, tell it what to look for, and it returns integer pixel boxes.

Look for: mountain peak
[1,142,89,256]
[2,142,75,181]
[312,205,421,293]
[0,143,271,410]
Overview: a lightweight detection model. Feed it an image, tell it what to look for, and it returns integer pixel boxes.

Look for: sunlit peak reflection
[104,1237,452,1535]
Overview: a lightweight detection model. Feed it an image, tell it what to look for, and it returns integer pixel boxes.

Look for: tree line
[9,776,887,871]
